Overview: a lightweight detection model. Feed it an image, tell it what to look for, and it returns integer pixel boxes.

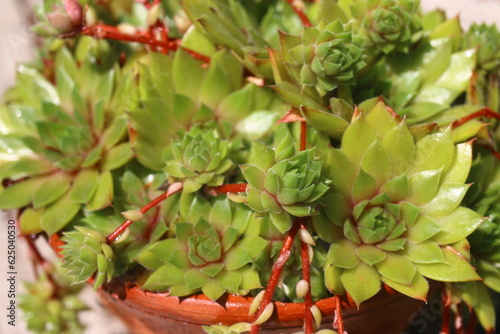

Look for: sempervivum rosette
[60,226,115,290]
[316,100,485,306]
[280,20,366,95]
[0,47,135,235]
[165,126,234,193]
[241,130,331,233]
[136,197,268,301]
[355,0,421,54]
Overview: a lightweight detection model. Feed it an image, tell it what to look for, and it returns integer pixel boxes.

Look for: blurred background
[0,1,499,333]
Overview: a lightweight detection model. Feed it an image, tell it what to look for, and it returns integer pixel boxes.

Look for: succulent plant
[60,226,116,290]
[136,196,268,301]
[19,262,87,334]
[277,20,366,97]
[0,46,135,235]
[165,126,234,193]
[242,129,331,233]
[4,1,500,334]
[317,100,484,306]
[348,0,422,55]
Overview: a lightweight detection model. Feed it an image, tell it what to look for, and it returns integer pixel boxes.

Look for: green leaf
[300,106,349,140]
[87,171,113,211]
[341,115,376,168]
[270,77,319,108]
[101,117,128,149]
[406,215,442,243]
[236,110,279,140]
[460,282,496,332]
[32,173,71,209]
[224,247,252,271]
[200,61,233,110]
[376,253,416,285]
[241,165,266,190]
[327,239,359,269]
[142,264,185,291]
[340,262,381,307]
[415,246,481,282]
[403,241,446,264]
[381,272,429,301]
[239,266,261,290]
[406,169,442,206]
[40,193,80,235]
[185,269,210,290]
[101,142,134,170]
[441,141,472,184]
[433,207,485,245]
[360,140,391,187]
[69,169,99,203]
[352,169,377,203]
[173,49,206,100]
[421,183,470,218]
[19,207,44,235]
[356,245,387,266]
[409,130,454,174]
[381,123,415,176]
[216,270,242,292]
[0,177,44,210]
[325,148,355,198]
[201,279,226,301]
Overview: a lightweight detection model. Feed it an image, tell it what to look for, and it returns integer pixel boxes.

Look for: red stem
[441,302,451,334]
[451,107,500,128]
[79,24,211,63]
[107,182,183,244]
[285,0,312,27]
[211,183,248,194]
[300,121,307,151]
[334,295,344,334]
[250,219,302,334]
[300,222,314,334]
[467,310,477,334]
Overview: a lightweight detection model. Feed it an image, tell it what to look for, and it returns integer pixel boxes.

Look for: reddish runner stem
[79,24,210,63]
[451,107,500,128]
[333,295,344,334]
[300,121,307,151]
[441,301,451,334]
[467,310,477,334]
[107,182,183,244]
[250,219,302,334]
[285,0,312,27]
[300,222,314,334]
[212,183,248,194]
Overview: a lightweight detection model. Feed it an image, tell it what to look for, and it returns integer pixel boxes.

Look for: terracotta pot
[95,279,441,334]
[49,230,442,333]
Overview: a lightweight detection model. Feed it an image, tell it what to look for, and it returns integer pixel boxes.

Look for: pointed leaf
[340,263,381,307]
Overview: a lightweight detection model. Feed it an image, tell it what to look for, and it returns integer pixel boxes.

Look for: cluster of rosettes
[0,46,134,235]
[241,130,331,233]
[136,197,268,301]
[61,227,115,290]
[315,100,484,306]
[165,126,234,193]
[280,20,366,95]
[20,266,86,334]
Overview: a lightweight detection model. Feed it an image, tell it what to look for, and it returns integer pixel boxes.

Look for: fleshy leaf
[415,246,481,282]
[340,262,381,307]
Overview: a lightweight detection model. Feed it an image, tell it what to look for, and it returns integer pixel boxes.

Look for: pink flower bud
[63,0,83,26]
